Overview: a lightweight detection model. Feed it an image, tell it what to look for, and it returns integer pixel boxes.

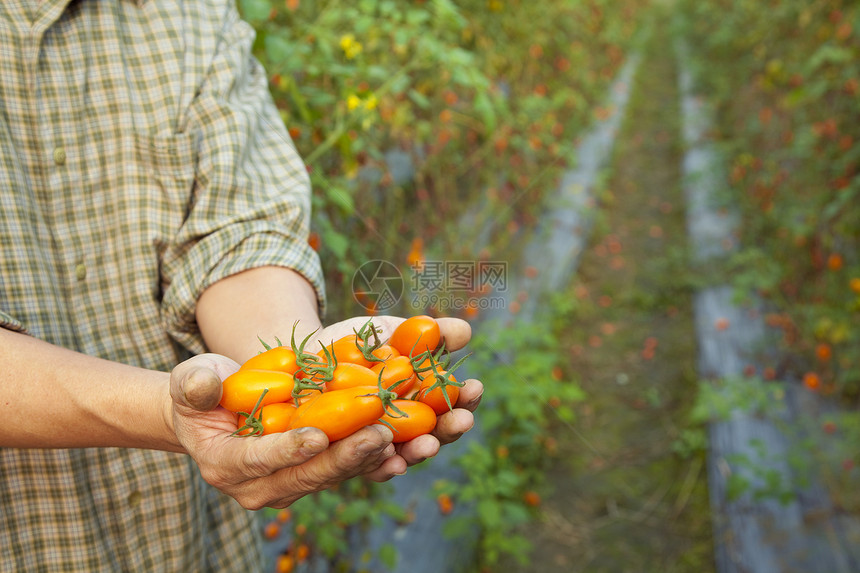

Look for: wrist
[197,266,323,363]
[158,371,186,454]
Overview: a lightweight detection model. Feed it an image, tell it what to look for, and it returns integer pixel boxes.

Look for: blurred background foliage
[677,0,860,402]
[240,0,645,318]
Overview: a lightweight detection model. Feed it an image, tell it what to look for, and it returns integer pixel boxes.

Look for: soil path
[506,20,714,573]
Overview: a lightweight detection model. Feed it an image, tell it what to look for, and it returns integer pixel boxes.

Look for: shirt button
[127,490,143,508]
[53,147,66,165]
[74,264,87,281]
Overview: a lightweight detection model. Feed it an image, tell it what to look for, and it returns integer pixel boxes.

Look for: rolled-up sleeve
[160,4,325,353]
[0,309,27,334]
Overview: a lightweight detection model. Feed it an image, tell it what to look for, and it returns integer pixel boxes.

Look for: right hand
[167,353,397,509]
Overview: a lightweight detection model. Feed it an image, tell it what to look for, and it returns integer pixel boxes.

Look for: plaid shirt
[0,0,324,570]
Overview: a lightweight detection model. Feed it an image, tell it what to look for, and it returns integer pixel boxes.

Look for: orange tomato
[417,370,461,415]
[371,356,417,396]
[237,402,297,435]
[371,344,400,361]
[376,400,437,443]
[389,315,441,357]
[220,369,295,413]
[288,386,384,441]
[326,363,379,392]
[240,346,299,375]
[263,521,280,540]
[317,335,372,368]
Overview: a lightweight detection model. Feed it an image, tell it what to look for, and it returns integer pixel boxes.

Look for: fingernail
[373,425,394,443]
[359,441,387,456]
[299,440,324,456]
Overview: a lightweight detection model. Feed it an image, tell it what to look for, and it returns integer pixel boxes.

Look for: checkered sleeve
[161,3,326,354]
[0,309,26,334]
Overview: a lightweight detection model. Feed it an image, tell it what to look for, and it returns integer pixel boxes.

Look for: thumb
[170,358,232,412]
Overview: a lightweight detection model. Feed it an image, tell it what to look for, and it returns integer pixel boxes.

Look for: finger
[287,425,396,489]
[230,427,330,480]
[436,317,471,351]
[455,379,484,411]
[363,454,409,482]
[202,428,331,510]
[432,408,474,445]
[396,433,441,466]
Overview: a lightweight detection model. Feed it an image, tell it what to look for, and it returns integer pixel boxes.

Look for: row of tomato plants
[676,0,859,400]
[676,0,860,509]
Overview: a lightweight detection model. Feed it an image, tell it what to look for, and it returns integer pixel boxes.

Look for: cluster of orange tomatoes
[219,316,467,443]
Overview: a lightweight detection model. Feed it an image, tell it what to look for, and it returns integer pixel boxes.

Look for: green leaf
[805,45,853,73]
[264,34,293,64]
[726,473,750,501]
[322,228,350,260]
[473,92,497,133]
[324,185,355,215]
[239,0,272,23]
[378,543,398,570]
[408,89,431,109]
[477,499,502,526]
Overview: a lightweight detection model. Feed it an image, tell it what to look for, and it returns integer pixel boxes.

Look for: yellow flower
[339,34,362,59]
[363,93,378,110]
[347,94,361,111]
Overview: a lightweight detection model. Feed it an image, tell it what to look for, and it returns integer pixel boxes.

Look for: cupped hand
[169,353,396,509]
[169,315,482,508]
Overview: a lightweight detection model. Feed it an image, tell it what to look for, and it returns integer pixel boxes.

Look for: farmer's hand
[169,316,482,508]
[169,353,396,509]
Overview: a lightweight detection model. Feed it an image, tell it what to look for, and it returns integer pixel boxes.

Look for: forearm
[196,266,323,363]
[0,328,181,452]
